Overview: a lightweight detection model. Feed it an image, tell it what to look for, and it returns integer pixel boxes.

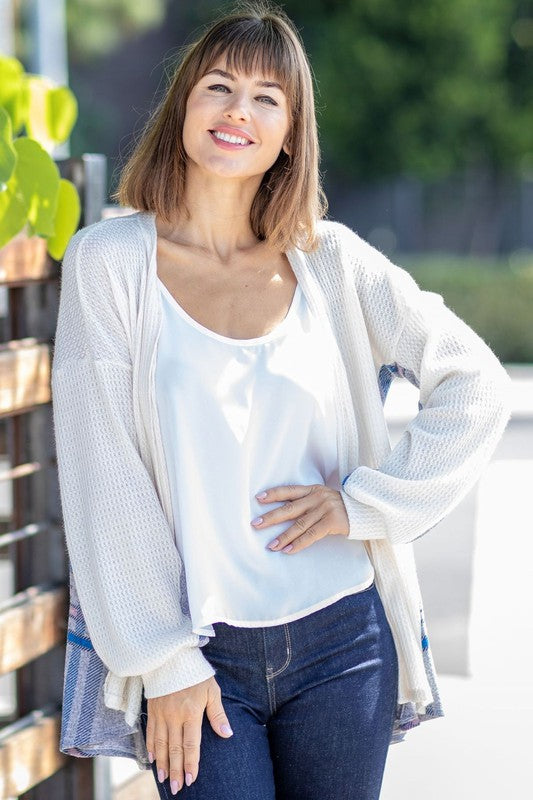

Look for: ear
[282,139,292,157]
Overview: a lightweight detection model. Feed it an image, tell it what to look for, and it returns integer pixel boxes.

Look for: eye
[207,84,278,106]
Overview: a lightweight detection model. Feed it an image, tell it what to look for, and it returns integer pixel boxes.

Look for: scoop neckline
[157,277,302,346]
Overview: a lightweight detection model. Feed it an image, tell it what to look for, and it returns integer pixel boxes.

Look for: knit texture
[326,225,512,545]
[51,211,512,768]
[51,227,216,698]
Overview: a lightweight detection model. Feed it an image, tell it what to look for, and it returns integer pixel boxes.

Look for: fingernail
[251,516,263,525]
[282,544,293,552]
[148,751,154,763]
[185,772,193,786]
[256,491,267,499]
[171,779,179,794]
[158,768,165,783]
[268,539,279,549]
[220,723,233,735]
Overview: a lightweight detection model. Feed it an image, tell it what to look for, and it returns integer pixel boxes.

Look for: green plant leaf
[0,56,25,134]
[13,137,60,236]
[0,107,17,184]
[0,168,29,248]
[46,178,81,260]
[24,76,78,150]
[47,86,78,144]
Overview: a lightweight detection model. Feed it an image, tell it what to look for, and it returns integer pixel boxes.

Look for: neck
[159,163,266,264]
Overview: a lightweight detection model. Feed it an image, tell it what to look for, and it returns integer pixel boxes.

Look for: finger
[168,721,185,794]
[181,717,202,787]
[252,496,306,529]
[145,710,156,764]
[255,484,316,504]
[154,721,169,785]
[268,518,329,555]
[266,505,323,548]
[253,485,321,528]
[205,686,234,738]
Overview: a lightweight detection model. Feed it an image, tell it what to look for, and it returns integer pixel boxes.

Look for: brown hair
[112,1,328,252]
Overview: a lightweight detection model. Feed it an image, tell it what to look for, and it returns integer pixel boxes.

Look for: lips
[209,127,255,143]
[208,130,254,149]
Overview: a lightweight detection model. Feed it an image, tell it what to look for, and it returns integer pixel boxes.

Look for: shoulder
[313,219,385,265]
[312,219,425,308]
[62,211,150,287]
[310,219,397,286]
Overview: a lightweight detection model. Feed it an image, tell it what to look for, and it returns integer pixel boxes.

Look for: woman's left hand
[251,484,350,554]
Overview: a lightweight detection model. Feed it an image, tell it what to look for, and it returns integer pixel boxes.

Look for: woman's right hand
[145,675,233,793]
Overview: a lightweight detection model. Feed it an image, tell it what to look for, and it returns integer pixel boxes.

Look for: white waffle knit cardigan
[51,210,512,763]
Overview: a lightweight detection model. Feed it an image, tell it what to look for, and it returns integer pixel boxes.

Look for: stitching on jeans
[263,629,276,715]
[269,624,292,677]
[267,671,277,715]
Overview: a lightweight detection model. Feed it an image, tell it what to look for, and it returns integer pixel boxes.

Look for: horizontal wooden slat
[0,230,56,284]
[112,771,160,800]
[0,339,51,417]
[0,520,57,549]
[0,583,67,674]
[0,460,43,482]
[0,706,67,798]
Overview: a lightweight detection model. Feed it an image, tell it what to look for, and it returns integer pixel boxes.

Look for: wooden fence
[0,155,103,800]
[0,158,161,800]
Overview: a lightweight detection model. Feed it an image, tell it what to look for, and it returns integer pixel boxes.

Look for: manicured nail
[185,772,193,786]
[171,779,179,794]
[251,516,263,525]
[268,539,279,549]
[256,491,267,499]
[158,768,166,783]
[282,544,293,553]
[148,751,154,763]
[220,723,233,735]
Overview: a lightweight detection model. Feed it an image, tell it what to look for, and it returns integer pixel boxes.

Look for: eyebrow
[203,68,283,91]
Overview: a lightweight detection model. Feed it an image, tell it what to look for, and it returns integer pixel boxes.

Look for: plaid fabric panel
[60,564,147,763]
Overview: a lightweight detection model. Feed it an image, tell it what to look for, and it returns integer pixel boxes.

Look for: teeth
[212,130,250,145]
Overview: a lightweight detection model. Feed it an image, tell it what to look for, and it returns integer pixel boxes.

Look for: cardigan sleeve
[339,228,513,546]
[51,225,216,698]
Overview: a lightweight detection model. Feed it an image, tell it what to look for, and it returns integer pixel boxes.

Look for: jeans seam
[266,669,277,716]
[269,624,292,677]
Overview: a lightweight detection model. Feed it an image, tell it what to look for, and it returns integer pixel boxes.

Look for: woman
[51,2,512,798]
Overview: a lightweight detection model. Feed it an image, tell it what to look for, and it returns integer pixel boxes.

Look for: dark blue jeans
[139,580,399,799]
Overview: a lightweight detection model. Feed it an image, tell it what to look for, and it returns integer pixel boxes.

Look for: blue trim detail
[67,631,95,651]
[378,363,424,412]
[342,474,350,487]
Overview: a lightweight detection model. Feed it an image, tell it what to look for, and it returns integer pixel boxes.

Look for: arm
[338,228,513,546]
[51,224,215,698]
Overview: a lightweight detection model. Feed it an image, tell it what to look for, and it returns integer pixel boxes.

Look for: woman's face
[182,55,291,182]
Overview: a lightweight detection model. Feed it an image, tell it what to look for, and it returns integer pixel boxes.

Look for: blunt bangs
[195,19,300,118]
[113,2,327,252]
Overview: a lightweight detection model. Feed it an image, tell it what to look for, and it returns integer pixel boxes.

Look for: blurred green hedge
[397,254,533,364]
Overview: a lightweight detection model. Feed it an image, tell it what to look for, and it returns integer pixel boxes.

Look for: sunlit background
[1,1,532,798]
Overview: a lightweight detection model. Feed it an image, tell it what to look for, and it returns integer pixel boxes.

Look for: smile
[209,130,254,148]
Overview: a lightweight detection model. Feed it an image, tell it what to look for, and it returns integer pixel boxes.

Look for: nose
[223,90,251,122]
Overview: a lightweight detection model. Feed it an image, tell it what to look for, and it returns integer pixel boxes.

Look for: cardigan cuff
[340,485,389,542]
[142,645,216,699]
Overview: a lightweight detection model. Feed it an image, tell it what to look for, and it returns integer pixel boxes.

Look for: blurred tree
[64,0,168,63]
[286,0,533,182]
